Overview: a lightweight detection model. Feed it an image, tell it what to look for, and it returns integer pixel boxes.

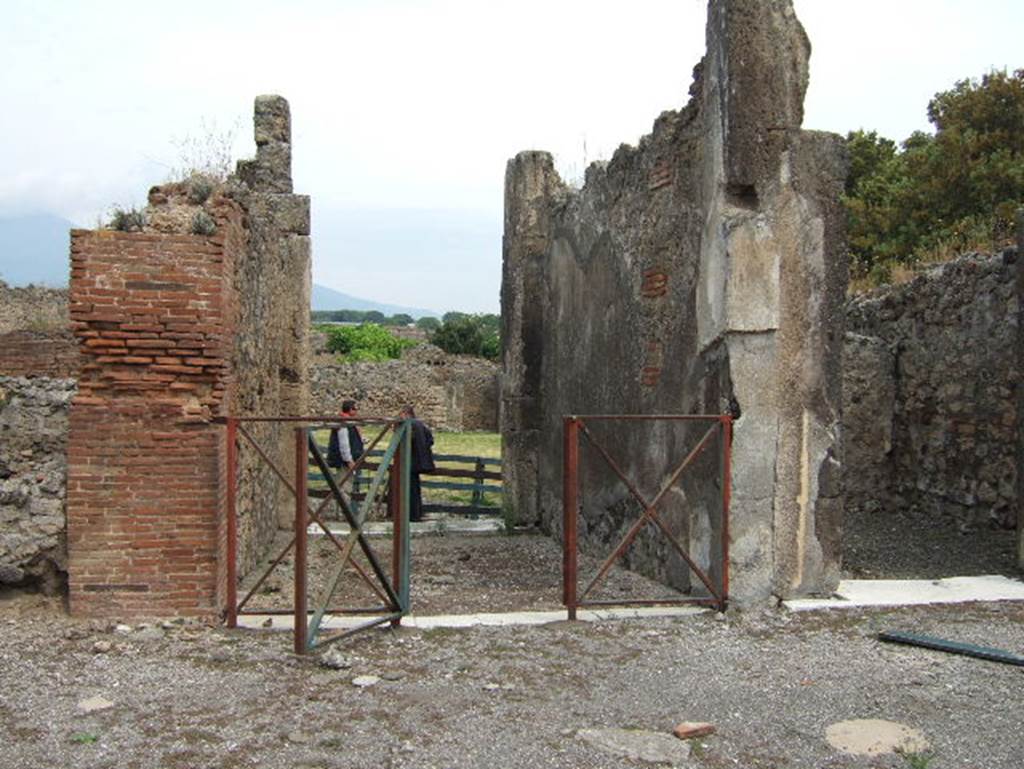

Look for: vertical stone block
[501,152,566,526]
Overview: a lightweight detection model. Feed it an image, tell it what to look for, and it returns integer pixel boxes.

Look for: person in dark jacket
[399,404,434,522]
[327,400,364,470]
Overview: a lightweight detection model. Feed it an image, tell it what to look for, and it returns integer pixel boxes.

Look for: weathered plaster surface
[501,0,847,601]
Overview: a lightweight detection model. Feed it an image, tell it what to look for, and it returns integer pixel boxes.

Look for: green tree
[843,68,1024,283]
[432,315,484,356]
[431,314,501,360]
[416,316,441,332]
[389,313,414,326]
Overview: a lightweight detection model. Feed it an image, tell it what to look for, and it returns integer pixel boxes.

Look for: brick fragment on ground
[673,721,716,740]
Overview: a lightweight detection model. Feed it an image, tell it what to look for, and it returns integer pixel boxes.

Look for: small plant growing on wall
[191,211,217,236]
[186,173,216,205]
[108,207,145,232]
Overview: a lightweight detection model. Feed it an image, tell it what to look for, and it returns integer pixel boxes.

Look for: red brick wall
[0,330,80,378]
[66,209,243,618]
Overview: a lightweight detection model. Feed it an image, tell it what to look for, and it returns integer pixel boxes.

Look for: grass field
[432,432,500,459]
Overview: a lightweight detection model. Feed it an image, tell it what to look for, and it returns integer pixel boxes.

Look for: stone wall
[0,281,68,335]
[844,248,1022,562]
[0,330,80,379]
[0,376,75,593]
[502,0,847,602]
[223,95,312,544]
[0,282,79,379]
[310,345,498,431]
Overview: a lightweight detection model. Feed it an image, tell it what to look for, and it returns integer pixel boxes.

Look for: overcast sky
[2,0,1021,313]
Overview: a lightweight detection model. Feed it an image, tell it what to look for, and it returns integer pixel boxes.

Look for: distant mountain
[0,214,439,318]
[0,214,75,286]
[311,283,437,319]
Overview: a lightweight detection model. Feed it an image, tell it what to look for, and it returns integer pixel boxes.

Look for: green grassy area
[432,432,500,460]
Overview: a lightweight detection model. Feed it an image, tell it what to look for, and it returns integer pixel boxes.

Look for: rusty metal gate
[562,414,732,617]
[222,416,413,653]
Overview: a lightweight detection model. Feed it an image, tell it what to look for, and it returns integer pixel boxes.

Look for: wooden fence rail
[308,447,502,517]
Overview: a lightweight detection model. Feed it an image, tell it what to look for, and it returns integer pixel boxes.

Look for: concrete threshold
[784,574,1024,612]
[308,516,505,538]
[237,605,707,632]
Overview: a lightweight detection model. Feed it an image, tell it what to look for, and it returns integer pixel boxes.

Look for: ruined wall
[0,331,80,379]
[0,283,79,379]
[224,95,312,548]
[63,95,311,617]
[0,376,75,592]
[66,210,244,617]
[310,345,499,431]
[844,247,1023,570]
[502,0,847,602]
[0,281,68,335]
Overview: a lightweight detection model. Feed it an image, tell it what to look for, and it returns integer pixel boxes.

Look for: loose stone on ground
[825,719,930,756]
[577,728,692,765]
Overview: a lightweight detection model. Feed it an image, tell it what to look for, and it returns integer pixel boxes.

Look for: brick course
[66,206,244,618]
[0,330,80,378]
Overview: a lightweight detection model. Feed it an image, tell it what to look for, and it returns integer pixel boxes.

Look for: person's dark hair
[400,404,416,418]
[341,399,356,413]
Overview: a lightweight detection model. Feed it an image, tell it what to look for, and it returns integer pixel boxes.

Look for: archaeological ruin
[1,0,1021,620]
[502,0,847,602]
[64,95,309,617]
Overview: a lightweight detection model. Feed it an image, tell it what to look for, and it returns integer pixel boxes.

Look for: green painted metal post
[294,426,309,654]
[399,420,412,612]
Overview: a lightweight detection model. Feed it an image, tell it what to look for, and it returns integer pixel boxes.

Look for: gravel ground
[241,530,687,616]
[2,529,1024,769]
[843,508,1019,580]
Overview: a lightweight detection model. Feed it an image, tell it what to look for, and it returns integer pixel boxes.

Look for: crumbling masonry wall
[311,345,499,432]
[0,376,76,592]
[843,228,1023,573]
[65,95,310,617]
[502,0,847,601]
[0,282,80,378]
[845,250,1021,530]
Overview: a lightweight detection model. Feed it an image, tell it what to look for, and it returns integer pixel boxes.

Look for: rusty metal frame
[222,416,411,653]
[563,414,731,618]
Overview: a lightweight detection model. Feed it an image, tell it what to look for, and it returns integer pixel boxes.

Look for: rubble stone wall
[310,346,499,431]
[844,248,1022,564]
[0,281,68,335]
[502,0,847,601]
[223,95,312,544]
[0,283,79,379]
[0,376,75,593]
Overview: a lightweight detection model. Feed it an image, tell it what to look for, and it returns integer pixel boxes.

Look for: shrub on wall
[322,323,415,362]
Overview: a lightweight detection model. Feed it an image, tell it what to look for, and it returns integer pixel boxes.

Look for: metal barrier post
[399,421,412,611]
[226,418,238,628]
[563,416,579,620]
[294,426,309,654]
[389,440,403,626]
[721,415,732,609]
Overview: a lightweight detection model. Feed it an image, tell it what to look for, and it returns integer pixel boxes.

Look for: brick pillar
[66,206,243,618]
